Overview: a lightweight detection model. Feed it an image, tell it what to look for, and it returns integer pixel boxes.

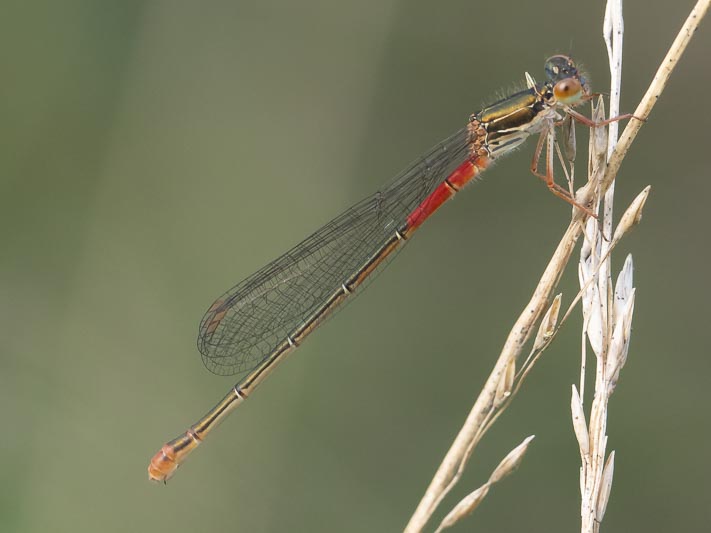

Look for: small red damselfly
[148,55,632,483]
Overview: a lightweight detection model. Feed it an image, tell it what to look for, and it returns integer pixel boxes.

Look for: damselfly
[148,55,631,482]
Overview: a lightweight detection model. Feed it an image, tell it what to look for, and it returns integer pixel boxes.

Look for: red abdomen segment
[406,157,489,230]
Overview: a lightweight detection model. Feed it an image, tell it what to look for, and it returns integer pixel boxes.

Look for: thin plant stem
[404,2,710,531]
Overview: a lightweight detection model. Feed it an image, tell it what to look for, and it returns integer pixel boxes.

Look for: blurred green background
[2,1,710,532]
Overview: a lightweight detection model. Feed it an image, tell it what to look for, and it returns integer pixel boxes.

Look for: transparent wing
[198,127,471,377]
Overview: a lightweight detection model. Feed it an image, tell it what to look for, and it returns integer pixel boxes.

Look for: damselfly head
[544,54,591,106]
[544,55,579,82]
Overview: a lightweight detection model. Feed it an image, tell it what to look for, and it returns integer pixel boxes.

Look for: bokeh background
[2,1,710,532]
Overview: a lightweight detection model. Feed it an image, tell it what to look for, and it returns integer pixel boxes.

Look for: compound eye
[544,55,576,82]
[553,77,584,105]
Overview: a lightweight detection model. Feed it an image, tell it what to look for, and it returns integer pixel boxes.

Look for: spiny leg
[530,127,598,218]
[564,108,641,128]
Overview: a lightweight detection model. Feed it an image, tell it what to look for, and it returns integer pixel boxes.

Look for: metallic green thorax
[477,89,542,129]
[471,85,555,158]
